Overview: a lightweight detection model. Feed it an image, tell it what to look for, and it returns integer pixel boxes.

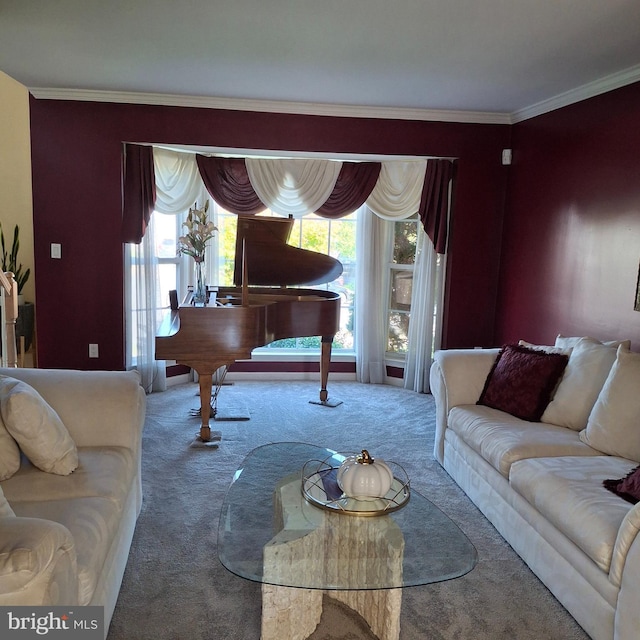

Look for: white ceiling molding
[29,61,640,127]
[512,63,640,124]
[28,87,511,125]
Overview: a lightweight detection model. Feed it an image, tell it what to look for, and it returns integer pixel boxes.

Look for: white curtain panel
[403,228,444,393]
[355,206,390,384]
[245,158,342,217]
[153,148,205,214]
[366,160,427,220]
[124,224,166,394]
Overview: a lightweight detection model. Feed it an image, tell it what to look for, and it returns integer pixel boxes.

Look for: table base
[261,584,401,640]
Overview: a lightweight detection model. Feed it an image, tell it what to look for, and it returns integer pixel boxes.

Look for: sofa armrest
[0,368,146,451]
[0,516,78,606]
[614,522,640,639]
[610,501,640,587]
[430,348,499,464]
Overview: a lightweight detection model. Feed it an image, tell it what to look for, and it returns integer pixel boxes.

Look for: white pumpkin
[337,449,394,498]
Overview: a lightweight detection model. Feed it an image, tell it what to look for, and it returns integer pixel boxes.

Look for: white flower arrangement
[177,200,217,263]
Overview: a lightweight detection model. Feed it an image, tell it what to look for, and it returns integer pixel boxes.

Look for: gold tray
[301,456,410,516]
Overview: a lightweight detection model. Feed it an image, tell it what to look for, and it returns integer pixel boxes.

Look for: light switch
[51,243,62,259]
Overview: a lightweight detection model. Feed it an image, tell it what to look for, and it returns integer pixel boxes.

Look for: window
[262,212,356,352]
[153,212,182,311]
[386,215,418,357]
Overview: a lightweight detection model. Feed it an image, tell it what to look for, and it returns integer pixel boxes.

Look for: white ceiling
[2,0,640,122]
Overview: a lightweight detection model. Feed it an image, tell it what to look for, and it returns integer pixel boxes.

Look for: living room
[1,4,640,639]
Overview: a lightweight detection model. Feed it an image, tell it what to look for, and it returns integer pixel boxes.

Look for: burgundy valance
[315,162,381,219]
[122,146,454,254]
[196,155,265,215]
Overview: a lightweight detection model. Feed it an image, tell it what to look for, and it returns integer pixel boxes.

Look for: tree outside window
[387,216,418,356]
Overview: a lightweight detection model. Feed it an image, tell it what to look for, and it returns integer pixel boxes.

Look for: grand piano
[155,216,343,442]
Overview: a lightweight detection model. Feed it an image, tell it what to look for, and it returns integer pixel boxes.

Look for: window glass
[392,219,417,265]
[390,270,413,311]
[261,212,356,352]
[154,213,181,310]
[386,215,418,356]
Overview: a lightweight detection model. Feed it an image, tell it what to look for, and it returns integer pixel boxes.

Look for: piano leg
[319,336,333,403]
[198,373,213,442]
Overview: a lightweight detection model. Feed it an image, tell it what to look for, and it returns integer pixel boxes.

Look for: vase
[193,259,207,305]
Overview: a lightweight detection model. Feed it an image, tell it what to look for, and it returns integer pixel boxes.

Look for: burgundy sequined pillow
[478,344,569,421]
[604,466,640,504]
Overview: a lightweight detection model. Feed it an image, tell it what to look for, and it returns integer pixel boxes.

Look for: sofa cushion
[478,344,569,421]
[448,405,600,477]
[1,447,134,505]
[0,415,20,481]
[541,337,619,431]
[0,485,15,518]
[580,346,640,462]
[509,455,636,573]
[0,376,78,475]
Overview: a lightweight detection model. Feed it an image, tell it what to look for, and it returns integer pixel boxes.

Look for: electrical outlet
[89,343,99,358]
[51,243,62,259]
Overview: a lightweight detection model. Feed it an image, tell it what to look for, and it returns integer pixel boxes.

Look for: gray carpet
[107,380,589,640]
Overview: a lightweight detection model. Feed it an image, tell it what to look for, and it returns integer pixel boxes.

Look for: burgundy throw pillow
[478,344,569,421]
[604,466,640,504]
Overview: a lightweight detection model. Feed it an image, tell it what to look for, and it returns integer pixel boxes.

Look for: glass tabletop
[218,442,477,590]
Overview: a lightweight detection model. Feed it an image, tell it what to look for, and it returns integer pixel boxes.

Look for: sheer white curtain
[125,148,212,392]
[154,148,218,289]
[124,222,166,393]
[355,206,390,383]
[359,160,446,390]
[403,228,445,392]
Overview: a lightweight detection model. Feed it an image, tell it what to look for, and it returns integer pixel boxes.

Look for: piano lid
[233,216,343,287]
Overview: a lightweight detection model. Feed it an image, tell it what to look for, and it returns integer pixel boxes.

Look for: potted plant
[0,223,33,354]
[0,223,30,301]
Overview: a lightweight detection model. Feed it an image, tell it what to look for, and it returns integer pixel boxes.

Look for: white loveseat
[430,337,640,640]
[0,367,145,638]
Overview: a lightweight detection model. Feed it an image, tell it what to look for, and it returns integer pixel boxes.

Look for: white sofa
[0,367,145,638]
[430,337,640,640]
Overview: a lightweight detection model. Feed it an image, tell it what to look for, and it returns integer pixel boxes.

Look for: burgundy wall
[495,81,640,349]
[29,98,510,369]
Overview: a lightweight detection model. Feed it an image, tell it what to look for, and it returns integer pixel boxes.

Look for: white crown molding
[29,62,640,126]
[511,63,640,123]
[27,87,511,125]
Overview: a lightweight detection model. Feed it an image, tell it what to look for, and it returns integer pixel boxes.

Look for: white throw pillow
[0,413,21,480]
[0,484,15,518]
[542,337,619,430]
[0,376,78,475]
[555,334,631,350]
[579,346,640,461]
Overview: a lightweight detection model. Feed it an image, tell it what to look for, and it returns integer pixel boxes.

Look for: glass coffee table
[218,442,477,640]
